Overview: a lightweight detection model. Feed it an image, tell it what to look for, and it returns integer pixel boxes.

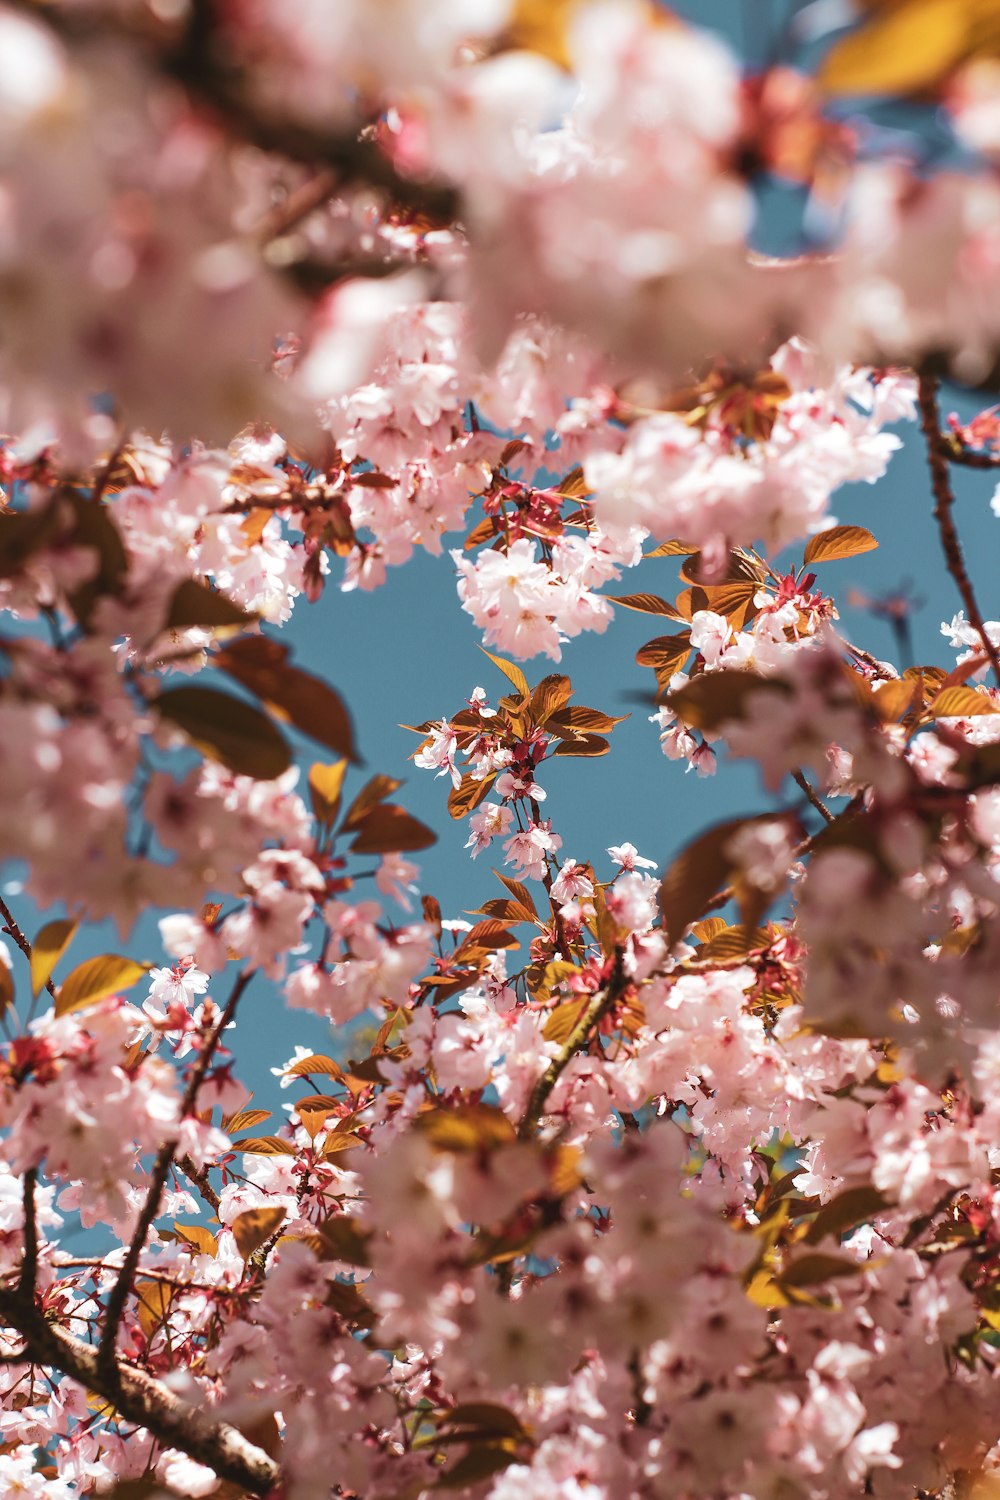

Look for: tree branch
[0,896,55,1000]
[19,1170,38,1297]
[944,441,1000,470]
[0,1284,278,1495]
[518,948,627,1139]
[918,374,1000,689]
[176,1153,221,1215]
[97,969,252,1381]
[792,769,834,824]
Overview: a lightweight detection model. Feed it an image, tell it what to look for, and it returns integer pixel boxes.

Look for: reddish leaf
[546,705,628,736]
[447,772,497,820]
[930,685,1000,718]
[529,674,573,725]
[494,870,538,917]
[658,817,753,948]
[478,646,529,696]
[343,773,403,829]
[551,735,610,757]
[608,593,681,617]
[153,686,292,780]
[349,804,437,853]
[164,578,254,632]
[802,526,878,565]
[216,636,359,763]
[664,671,779,732]
[232,1205,287,1260]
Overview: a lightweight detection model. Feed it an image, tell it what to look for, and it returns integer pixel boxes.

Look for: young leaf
[153,686,292,780]
[452,920,520,961]
[224,1107,272,1133]
[529,674,573,725]
[802,526,878,565]
[636,631,692,671]
[415,1103,516,1151]
[31,918,77,997]
[478,646,529,696]
[664,670,777,732]
[779,1253,865,1288]
[56,955,149,1017]
[173,1223,218,1257]
[309,759,348,826]
[0,962,12,1019]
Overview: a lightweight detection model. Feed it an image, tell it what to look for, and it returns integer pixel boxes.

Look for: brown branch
[254,169,339,247]
[97,969,252,1381]
[944,441,1000,470]
[518,948,626,1139]
[0,1285,278,1495]
[0,896,55,999]
[918,374,1000,689]
[176,1154,221,1215]
[19,1170,38,1296]
[792,769,834,824]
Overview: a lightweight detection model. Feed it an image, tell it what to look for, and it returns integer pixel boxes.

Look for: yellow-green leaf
[56,955,149,1017]
[803,526,879,564]
[31,918,77,998]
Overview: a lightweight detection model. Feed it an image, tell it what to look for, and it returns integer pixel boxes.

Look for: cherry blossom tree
[4,2,1000,1498]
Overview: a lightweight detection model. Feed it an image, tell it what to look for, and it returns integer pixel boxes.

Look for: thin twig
[0,896,55,999]
[918,374,1000,688]
[176,1154,221,1215]
[792,769,835,824]
[254,169,339,246]
[944,442,1000,470]
[518,948,626,1139]
[97,969,252,1381]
